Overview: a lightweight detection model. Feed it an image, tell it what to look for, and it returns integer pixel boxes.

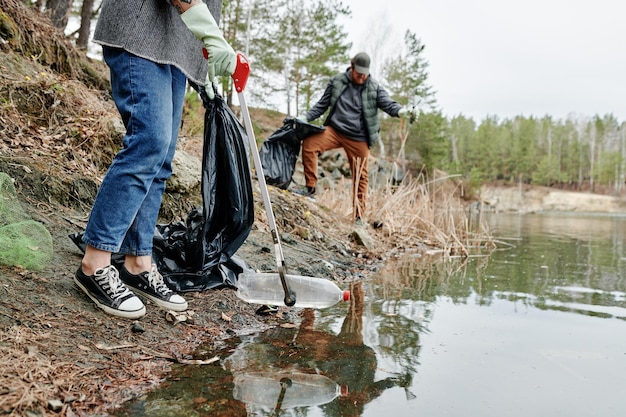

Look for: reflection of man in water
[240,282,410,416]
[314,282,411,416]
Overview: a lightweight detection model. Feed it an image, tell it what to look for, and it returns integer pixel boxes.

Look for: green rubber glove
[181,3,236,99]
[398,107,413,119]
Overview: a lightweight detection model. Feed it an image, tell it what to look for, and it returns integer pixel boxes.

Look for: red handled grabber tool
[230,53,296,306]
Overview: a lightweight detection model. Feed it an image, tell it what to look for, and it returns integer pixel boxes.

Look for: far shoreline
[478,185,626,214]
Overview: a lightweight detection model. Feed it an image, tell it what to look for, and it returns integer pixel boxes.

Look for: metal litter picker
[230,53,349,309]
[232,53,295,306]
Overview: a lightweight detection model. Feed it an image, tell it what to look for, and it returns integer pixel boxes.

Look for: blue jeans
[82,47,187,256]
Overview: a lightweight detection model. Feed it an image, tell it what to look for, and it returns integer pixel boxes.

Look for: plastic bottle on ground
[236,272,350,309]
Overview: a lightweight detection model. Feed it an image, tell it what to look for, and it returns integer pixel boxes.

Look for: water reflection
[115,282,411,417]
[116,213,626,416]
[480,213,626,319]
[225,282,412,417]
[372,212,626,320]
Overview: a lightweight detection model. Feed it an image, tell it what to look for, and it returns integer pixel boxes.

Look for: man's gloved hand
[181,3,236,99]
[398,107,414,119]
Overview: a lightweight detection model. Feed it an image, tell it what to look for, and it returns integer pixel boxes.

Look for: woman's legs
[75,48,188,317]
[81,48,186,274]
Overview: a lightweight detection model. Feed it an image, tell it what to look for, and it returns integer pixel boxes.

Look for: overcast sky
[340,0,626,122]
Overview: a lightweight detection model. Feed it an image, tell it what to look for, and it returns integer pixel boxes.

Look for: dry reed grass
[317,167,494,257]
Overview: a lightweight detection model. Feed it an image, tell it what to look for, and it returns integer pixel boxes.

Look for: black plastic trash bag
[260,117,325,189]
[69,88,255,292]
[152,89,255,291]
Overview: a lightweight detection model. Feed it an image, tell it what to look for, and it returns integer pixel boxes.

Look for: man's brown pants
[301,126,369,220]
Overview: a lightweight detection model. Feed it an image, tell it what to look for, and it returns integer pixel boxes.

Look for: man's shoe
[355,217,364,227]
[74,265,146,319]
[293,185,316,198]
[120,264,188,312]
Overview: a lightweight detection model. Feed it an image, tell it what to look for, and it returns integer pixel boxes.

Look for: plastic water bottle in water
[236,272,350,308]
[233,372,347,409]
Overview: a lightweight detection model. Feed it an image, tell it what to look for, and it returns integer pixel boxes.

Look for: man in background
[298,52,413,225]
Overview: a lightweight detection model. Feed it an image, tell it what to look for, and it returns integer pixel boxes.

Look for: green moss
[0,9,18,44]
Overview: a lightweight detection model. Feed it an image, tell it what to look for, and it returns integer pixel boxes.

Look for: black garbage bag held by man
[260,118,325,190]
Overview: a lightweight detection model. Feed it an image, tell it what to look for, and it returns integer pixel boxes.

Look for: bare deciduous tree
[76,0,95,50]
[46,0,72,30]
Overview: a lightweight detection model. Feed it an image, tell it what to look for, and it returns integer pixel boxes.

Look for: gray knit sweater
[93,0,222,85]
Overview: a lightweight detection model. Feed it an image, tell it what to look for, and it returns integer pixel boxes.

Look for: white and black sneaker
[119,264,188,312]
[74,265,146,319]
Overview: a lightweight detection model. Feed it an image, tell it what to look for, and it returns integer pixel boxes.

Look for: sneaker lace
[95,266,134,300]
[146,265,172,296]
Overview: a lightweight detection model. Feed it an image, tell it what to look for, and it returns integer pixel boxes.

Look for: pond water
[116,212,626,417]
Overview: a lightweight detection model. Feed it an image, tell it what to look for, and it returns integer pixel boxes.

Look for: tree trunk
[590,124,596,193]
[77,0,95,50]
[47,0,72,30]
[617,124,626,195]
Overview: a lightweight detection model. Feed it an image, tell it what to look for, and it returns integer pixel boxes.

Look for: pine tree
[226,0,350,114]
